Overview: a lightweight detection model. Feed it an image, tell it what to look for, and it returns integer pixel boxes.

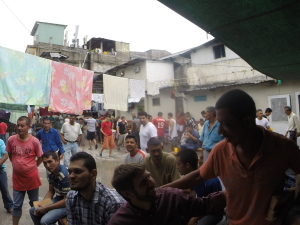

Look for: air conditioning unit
[134,66,140,73]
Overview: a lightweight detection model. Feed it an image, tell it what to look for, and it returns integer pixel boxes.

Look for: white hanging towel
[146,81,160,96]
[92,94,104,103]
[103,74,129,111]
[128,79,145,103]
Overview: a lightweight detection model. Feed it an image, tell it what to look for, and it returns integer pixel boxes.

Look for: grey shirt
[85,118,97,132]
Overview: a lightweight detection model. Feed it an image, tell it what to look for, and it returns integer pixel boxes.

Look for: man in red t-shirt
[100,116,115,157]
[0,121,7,144]
[6,116,43,225]
[152,112,167,144]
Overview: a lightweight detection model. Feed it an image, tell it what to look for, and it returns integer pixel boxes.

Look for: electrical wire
[1,0,31,33]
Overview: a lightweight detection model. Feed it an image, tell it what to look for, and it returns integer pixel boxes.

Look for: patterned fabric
[0,46,51,106]
[49,61,94,114]
[66,181,126,225]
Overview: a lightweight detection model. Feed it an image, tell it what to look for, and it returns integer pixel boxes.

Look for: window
[194,95,207,102]
[213,44,226,59]
[152,98,160,106]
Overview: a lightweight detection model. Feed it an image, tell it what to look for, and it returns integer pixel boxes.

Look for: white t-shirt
[60,122,82,141]
[139,122,157,152]
[169,119,178,139]
[124,149,145,164]
[85,118,97,132]
[255,118,270,129]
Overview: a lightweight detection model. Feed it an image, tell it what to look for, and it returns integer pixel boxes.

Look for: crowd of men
[0,89,299,225]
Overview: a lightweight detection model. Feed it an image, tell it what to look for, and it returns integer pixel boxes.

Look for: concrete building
[107,39,300,146]
[105,58,176,119]
[25,21,170,93]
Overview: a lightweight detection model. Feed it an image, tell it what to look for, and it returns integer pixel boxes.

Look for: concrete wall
[116,61,147,80]
[191,43,240,65]
[115,41,130,52]
[183,80,300,133]
[186,58,270,85]
[146,61,174,86]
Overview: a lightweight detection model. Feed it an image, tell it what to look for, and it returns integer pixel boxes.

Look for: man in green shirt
[143,137,180,187]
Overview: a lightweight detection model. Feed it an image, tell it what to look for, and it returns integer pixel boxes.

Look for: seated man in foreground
[176,149,223,225]
[108,163,226,225]
[66,152,126,225]
[162,89,300,225]
[29,150,70,225]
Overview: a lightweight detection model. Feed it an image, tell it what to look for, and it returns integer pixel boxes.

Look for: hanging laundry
[92,94,104,103]
[103,74,129,112]
[9,112,28,124]
[49,61,94,115]
[0,46,51,106]
[128,79,145,103]
[146,81,160,96]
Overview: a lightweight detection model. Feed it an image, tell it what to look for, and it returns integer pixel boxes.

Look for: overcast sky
[0,0,213,54]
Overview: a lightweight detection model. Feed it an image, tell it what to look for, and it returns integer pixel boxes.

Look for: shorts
[87,131,96,140]
[103,135,115,149]
[177,124,184,132]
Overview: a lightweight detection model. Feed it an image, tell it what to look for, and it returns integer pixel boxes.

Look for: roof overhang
[105,58,147,74]
[158,0,300,80]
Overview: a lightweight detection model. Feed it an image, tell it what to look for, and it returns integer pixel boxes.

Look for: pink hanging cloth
[49,61,94,115]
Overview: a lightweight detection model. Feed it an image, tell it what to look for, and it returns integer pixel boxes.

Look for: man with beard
[162,89,300,225]
[66,152,125,225]
[108,163,226,225]
[138,111,157,152]
[143,137,180,187]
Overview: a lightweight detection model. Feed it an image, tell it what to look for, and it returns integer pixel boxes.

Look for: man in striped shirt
[29,150,70,225]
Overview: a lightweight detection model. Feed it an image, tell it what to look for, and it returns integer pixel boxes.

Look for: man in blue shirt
[36,118,64,159]
[180,124,200,151]
[29,150,70,224]
[0,139,13,214]
[200,106,224,163]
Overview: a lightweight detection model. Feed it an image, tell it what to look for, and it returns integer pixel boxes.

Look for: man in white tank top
[168,112,178,151]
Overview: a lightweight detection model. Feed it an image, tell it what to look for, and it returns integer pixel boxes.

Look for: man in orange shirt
[162,89,300,225]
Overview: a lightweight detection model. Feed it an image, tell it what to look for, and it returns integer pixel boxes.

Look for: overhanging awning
[158,0,300,80]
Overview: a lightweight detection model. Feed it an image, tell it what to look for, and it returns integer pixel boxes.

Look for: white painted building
[105,58,176,120]
[105,40,300,146]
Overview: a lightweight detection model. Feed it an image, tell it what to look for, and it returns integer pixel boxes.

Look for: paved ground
[0,141,129,225]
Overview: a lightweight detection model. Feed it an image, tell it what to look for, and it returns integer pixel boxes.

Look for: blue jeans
[29,197,67,225]
[0,170,13,210]
[63,142,78,167]
[0,134,6,144]
[12,188,39,217]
